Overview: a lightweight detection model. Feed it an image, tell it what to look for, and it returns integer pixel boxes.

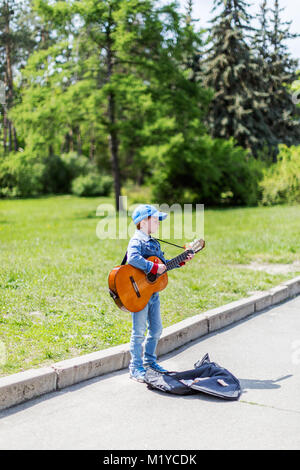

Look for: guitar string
[150,236,193,271]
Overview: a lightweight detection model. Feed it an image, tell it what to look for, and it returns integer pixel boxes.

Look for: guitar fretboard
[166,249,194,271]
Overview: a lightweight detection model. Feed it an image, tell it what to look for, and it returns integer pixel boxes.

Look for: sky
[13,0,300,59]
[176,0,300,59]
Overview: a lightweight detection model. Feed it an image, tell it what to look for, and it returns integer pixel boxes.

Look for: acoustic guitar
[108,238,205,313]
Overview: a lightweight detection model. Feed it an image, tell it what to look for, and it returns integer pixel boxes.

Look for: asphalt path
[0,295,299,450]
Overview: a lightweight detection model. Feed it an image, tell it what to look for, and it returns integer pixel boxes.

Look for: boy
[127,204,194,382]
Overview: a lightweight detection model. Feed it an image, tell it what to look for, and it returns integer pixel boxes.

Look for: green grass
[0,195,300,376]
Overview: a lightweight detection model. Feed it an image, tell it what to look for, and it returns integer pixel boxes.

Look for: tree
[266,0,300,153]
[202,0,274,155]
[0,0,38,153]
[0,0,18,153]
[11,0,212,208]
[0,0,37,155]
[251,0,278,156]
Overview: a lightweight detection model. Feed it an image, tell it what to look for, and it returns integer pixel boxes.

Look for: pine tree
[254,0,268,58]
[251,0,300,159]
[182,0,202,82]
[202,0,273,155]
[252,0,278,155]
[266,0,300,153]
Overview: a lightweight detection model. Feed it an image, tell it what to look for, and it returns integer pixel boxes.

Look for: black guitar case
[144,353,242,400]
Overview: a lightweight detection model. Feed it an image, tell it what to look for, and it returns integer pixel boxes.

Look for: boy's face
[140,216,160,234]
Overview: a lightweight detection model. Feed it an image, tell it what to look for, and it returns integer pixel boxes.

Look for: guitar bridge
[130,276,141,298]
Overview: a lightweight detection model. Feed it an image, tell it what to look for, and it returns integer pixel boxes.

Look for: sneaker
[144,362,168,374]
[129,367,146,383]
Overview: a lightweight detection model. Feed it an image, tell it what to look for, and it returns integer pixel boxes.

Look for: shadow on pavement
[240,374,292,391]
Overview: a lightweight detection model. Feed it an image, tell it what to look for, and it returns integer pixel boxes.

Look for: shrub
[149,134,265,206]
[41,153,70,194]
[60,152,90,180]
[0,150,44,198]
[71,173,113,197]
[259,144,300,205]
[0,150,111,198]
[121,182,152,204]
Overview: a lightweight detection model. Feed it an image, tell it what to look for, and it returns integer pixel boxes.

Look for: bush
[0,150,45,198]
[121,182,152,204]
[71,173,113,197]
[60,152,90,180]
[41,151,96,194]
[148,134,265,206]
[41,153,70,194]
[0,150,112,198]
[259,144,300,205]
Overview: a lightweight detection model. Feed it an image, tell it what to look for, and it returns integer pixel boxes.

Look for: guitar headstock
[184,238,205,253]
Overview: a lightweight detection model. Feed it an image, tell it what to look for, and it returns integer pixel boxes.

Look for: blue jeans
[129,292,162,370]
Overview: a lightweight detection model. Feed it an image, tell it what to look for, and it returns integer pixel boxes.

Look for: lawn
[0,195,300,376]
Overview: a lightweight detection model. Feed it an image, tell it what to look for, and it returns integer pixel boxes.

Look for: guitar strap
[151,237,184,249]
[121,252,128,265]
[120,237,183,265]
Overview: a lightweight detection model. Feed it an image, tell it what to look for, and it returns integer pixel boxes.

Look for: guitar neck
[166,250,193,271]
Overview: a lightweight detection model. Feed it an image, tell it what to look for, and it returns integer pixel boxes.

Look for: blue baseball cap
[132,204,168,225]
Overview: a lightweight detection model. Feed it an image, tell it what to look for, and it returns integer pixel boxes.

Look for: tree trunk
[3,106,8,154]
[8,119,12,153]
[69,128,74,152]
[76,126,82,155]
[106,9,123,212]
[89,128,95,161]
[12,125,18,151]
[107,91,123,211]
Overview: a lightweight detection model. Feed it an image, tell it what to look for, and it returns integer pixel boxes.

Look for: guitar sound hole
[147,273,157,283]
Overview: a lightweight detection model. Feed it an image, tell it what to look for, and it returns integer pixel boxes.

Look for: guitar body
[108,237,205,313]
[108,256,168,313]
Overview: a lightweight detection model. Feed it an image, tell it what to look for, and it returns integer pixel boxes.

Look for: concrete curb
[1,275,299,411]
[0,368,56,411]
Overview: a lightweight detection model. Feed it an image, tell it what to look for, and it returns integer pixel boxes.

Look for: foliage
[259,144,300,205]
[41,152,70,194]
[202,0,275,156]
[6,0,212,208]
[71,173,113,197]
[0,0,299,207]
[0,148,111,198]
[60,152,91,181]
[148,133,265,206]
[0,150,44,197]
[253,0,300,155]
[0,0,36,153]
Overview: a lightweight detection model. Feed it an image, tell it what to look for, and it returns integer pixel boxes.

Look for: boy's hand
[179,252,194,267]
[185,253,194,262]
[157,263,167,274]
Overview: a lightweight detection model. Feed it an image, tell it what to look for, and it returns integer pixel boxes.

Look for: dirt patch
[232,261,300,275]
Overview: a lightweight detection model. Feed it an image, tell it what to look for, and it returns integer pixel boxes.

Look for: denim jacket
[127,229,168,274]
